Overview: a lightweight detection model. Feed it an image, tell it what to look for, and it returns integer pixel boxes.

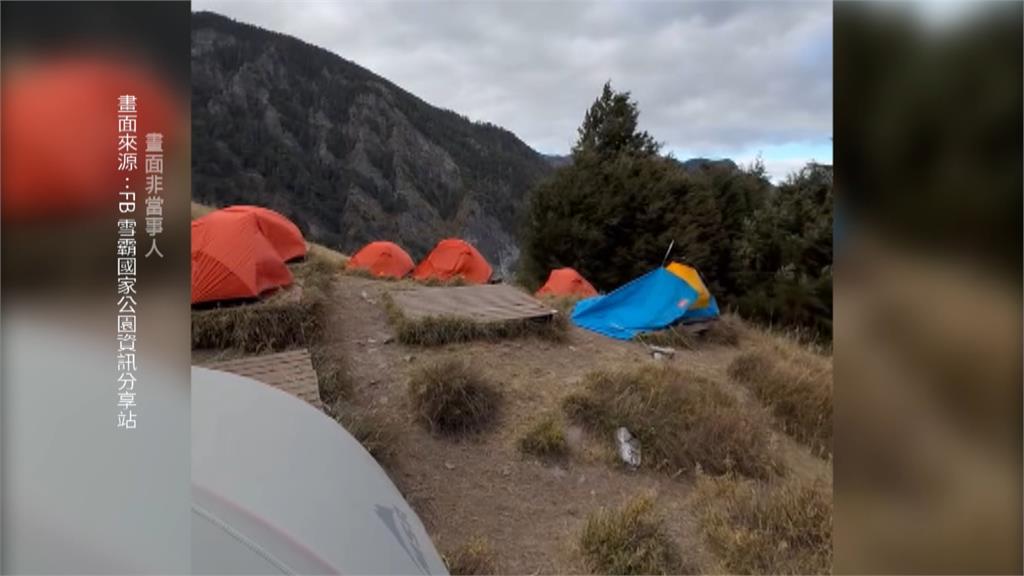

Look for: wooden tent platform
[201,348,323,409]
[391,284,557,323]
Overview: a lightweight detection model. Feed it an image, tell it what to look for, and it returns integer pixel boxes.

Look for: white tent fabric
[192,367,448,575]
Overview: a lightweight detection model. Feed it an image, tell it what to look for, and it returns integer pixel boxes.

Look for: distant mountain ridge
[677,157,739,172]
[542,154,573,168]
[190,11,552,275]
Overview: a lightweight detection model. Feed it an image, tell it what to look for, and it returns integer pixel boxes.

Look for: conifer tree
[572,81,659,159]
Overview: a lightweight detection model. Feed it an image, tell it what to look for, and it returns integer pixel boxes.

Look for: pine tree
[571,81,660,160]
[522,83,692,290]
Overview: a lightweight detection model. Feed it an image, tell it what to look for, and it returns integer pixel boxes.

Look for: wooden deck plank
[201,349,323,409]
[391,284,556,323]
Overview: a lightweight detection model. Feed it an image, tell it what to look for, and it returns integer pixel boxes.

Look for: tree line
[520,82,833,341]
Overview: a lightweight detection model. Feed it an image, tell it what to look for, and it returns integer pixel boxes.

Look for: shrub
[694,474,832,574]
[444,537,497,575]
[518,413,569,460]
[563,366,782,479]
[408,358,501,435]
[728,350,832,458]
[579,495,689,575]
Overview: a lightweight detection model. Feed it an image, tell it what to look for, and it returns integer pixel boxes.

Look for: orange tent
[222,205,307,262]
[535,267,598,298]
[412,239,492,284]
[191,211,294,304]
[348,241,415,278]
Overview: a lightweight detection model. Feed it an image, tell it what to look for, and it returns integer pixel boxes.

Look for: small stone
[653,352,665,361]
[568,345,577,352]
[360,290,369,300]
[367,338,377,345]
[383,335,394,344]
[616,427,642,469]
[500,465,512,477]
[444,461,456,470]
[403,355,414,362]
[649,345,676,358]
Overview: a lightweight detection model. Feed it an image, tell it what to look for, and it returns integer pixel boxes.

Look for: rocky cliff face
[191,12,551,275]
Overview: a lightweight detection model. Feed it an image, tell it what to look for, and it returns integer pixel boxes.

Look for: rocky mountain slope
[191,11,552,275]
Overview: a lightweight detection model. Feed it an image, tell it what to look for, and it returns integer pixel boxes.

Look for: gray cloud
[194,0,832,157]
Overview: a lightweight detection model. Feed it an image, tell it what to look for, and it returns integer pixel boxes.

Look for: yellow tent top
[665,262,711,309]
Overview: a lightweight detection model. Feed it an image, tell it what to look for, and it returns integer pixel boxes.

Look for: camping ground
[191,227,833,575]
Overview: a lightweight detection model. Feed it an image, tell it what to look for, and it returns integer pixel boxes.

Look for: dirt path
[323,274,828,573]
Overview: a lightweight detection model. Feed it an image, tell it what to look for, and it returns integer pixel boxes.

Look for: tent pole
[661,240,675,267]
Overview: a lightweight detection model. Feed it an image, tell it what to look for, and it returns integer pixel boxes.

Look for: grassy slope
[188,204,832,573]
[320,274,832,574]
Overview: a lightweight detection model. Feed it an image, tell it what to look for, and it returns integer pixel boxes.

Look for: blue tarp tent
[571,269,699,340]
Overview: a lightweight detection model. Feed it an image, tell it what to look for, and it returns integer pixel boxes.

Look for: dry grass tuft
[444,537,498,575]
[306,242,349,270]
[694,474,832,575]
[341,265,375,279]
[328,403,398,463]
[563,366,782,479]
[292,252,340,295]
[728,350,832,458]
[191,299,318,353]
[728,351,774,383]
[579,495,690,575]
[408,358,501,436]
[638,314,743,350]
[341,265,404,281]
[518,413,569,460]
[383,294,567,346]
[311,345,351,405]
[637,325,698,349]
[419,276,469,287]
[702,314,744,345]
[537,294,586,317]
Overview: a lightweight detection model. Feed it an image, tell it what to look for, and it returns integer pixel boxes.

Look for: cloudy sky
[194,0,832,182]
